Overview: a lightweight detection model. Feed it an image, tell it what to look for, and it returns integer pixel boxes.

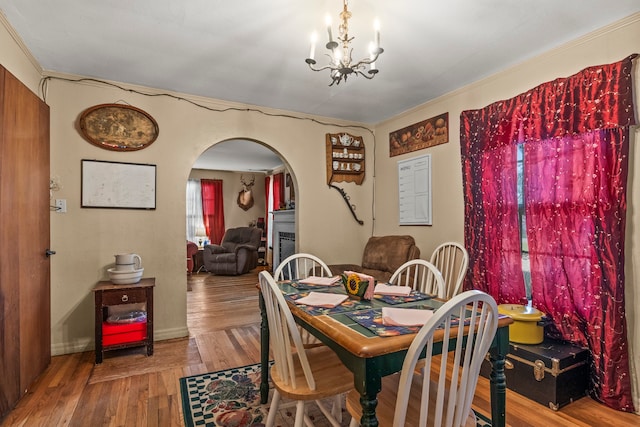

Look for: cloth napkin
[294,291,348,308]
[298,276,341,286]
[374,283,412,296]
[343,270,376,300]
[381,307,434,327]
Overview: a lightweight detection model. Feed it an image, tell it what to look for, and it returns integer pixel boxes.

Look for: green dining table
[258,281,512,427]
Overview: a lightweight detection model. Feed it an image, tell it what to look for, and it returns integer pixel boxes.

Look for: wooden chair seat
[271,345,353,401]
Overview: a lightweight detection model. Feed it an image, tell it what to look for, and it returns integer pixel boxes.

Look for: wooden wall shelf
[326,132,365,185]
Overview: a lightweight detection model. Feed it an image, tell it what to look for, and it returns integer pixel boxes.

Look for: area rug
[179,362,491,426]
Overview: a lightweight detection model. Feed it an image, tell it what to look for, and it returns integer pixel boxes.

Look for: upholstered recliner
[202,227,262,275]
[328,235,420,283]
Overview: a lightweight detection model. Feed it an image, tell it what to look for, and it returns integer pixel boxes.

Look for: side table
[194,248,207,273]
[93,278,155,364]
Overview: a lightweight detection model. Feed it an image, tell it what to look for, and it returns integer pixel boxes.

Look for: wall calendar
[398,154,432,225]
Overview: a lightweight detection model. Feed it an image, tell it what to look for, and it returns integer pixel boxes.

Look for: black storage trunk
[480,338,590,410]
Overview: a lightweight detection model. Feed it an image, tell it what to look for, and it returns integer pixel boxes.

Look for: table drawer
[101,288,147,305]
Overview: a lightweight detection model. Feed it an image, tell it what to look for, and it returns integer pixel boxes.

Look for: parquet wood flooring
[0,270,637,426]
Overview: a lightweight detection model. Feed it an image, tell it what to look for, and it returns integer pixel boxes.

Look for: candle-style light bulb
[374,19,381,48]
[369,42,376,70]
[309,32,317,60]
[325,14,333,42]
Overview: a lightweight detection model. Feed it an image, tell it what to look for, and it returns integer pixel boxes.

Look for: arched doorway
[186,138,294,274]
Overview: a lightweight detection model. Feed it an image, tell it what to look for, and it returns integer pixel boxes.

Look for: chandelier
[305,0,383,86]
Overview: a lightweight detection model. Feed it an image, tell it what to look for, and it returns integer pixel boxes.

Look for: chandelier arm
[353,69,376,80]
[351,49,383,68]
[306,62,341,73]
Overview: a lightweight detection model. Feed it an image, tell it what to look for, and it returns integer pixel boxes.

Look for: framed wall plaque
[81,159,156,209]
[389,112,448,157]
[79,103,159,151]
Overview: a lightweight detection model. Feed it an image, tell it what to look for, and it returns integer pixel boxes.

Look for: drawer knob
[121,294,129,302]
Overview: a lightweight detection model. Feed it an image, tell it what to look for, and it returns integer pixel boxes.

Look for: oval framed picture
[79,104,159,151]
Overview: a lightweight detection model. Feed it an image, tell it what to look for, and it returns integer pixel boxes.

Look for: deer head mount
[237,174,255,211]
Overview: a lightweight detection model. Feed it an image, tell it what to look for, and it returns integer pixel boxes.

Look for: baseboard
[50,326,189,356]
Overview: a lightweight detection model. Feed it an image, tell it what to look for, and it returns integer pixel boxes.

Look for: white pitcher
[115,253,142,271]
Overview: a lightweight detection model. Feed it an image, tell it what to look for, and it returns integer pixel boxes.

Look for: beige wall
[1,9,638,410]
[0,18,375,354]
[188,169,267,231]
[373,14,640,411]
[43,78,373,355]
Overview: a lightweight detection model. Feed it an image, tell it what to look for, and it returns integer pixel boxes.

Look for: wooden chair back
[389,259,446,298]
[259,271,315,391]
[393,290,498,427]
[273,253,333,346]
[430,242,469,299]
[274,253,332,281]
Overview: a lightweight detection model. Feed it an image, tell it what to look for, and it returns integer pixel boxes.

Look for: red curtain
[460,55,636,411]
[461,142,525,303]
[272,172,284,211]
[201,179,225,245]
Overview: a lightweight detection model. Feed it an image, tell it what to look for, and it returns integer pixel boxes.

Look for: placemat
[372,290,433,305]
[289,281,335,290]
[345,307,473,337]
[345,308,422,336]
[285,292,374,315]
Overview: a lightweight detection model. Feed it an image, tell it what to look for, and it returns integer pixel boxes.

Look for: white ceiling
[1,0,638,171]
[192,139,284,172]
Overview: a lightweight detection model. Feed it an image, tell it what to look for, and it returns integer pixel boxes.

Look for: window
[186,179,205,243]
[516,143,531,300]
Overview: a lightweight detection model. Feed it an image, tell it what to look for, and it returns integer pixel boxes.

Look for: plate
[79,104,159,151]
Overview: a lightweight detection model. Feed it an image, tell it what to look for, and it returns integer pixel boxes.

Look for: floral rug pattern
[180,363,491,427]
[180,364,266,426]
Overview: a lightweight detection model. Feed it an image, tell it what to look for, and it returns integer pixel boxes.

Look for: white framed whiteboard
[81,159,156,209]
[398,154,432,225]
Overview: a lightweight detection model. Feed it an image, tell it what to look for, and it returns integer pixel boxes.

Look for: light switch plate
[55,199,67,213]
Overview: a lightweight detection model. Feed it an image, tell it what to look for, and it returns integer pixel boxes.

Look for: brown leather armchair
[328,235,420,283]
[202,227,262,275]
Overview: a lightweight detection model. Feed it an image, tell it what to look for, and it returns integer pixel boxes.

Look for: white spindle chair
[259,271,352,427]
[274,253,334,346]
[274,253,333,282]
[389,259,446,298]
[430,242,469,299]
[347,290,499,427]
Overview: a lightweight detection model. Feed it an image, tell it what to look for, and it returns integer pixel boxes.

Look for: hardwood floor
[1,270,637,426]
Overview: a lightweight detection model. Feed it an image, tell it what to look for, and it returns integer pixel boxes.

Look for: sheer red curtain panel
[201,179,225,245]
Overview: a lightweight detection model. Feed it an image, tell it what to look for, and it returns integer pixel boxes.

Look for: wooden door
[0,65,50,418]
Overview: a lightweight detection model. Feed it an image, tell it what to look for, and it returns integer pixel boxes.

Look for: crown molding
[0,9,43,74]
